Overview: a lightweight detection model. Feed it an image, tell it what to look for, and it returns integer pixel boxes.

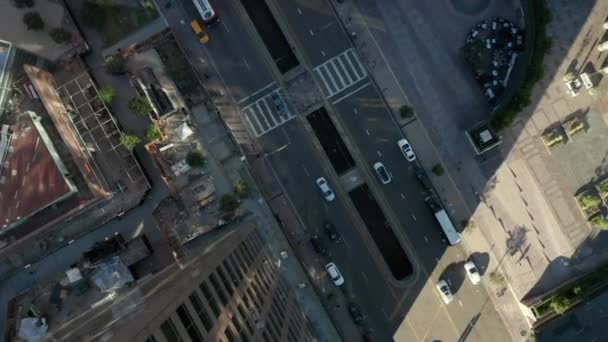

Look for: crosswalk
[314,48,367,98]
[241,89,294,137]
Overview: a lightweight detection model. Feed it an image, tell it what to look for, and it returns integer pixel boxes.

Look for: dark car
[348,303,364,325]
[414,166,433,191]
[310,235,328,256]
[323,221,341,242]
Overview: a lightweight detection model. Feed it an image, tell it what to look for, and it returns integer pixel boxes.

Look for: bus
[433,209,461,246]
[192,0,220,26]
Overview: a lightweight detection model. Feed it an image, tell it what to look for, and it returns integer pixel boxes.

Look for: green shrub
[491,0,552,130]
[219,194,239,213]
[590,216,608,230]
[50,28,72,44]
[489,271,508,288]
[23,11,44,30]
[578,194,601,211]
[186,150,205,168]
[104,56,126,75]
[233,179,251,199]
[541,130,563,147]
[145,124,161,142]
[128,96,153,115]
[431,163,445,176]
[120,133,141,152]
[98,86,115,105]
[573,285,583,296]
[599,182,608,199]
[549,295,570,315]
[399,105,414,119]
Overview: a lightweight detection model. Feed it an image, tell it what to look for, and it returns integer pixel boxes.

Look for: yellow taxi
[190,20,209,44]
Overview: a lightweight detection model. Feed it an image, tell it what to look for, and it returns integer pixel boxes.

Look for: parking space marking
[361,271,369,284]
[240,88,295,137]
[401,193,405,199]
[237,82,276,104]
[314,48,367,98]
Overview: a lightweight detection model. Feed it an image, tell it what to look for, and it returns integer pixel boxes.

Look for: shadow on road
[441,260,466,294]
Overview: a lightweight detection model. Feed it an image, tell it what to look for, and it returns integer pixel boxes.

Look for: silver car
[316,177,335,202]
[436,279,454,304]
[373,162,391,184]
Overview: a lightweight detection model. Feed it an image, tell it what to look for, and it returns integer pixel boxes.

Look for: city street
[157,0,514,341]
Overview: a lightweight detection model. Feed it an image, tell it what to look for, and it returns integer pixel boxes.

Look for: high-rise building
[6,223,316,342]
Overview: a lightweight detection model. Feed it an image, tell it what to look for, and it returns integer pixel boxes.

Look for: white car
[436,279,454,304]
[373,162,391,184]
[325,262,344,286]
[464,260,481,285]
[316,177,335,202]
[397,139,416,162]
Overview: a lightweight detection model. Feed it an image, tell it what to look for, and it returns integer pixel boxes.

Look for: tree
[128,96,153,115]
[219,194,239,213]
[431,163,445,176]
[233,179,251,199]
[120,133,141,152]
[489,271,507,288]
[23,11,44,30]
[50,28,72,44]
[579,194,601,210]
[104,56,126,75]
[399,105,414,119]
[590,215,608,230]
[145,124,161,142]
[98,86,115,105]
[186,150,205,168]
[13,0,35,8]
[549,295,570,315]
[81,0,107,30]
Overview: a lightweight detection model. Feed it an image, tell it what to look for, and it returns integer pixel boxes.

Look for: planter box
[576,192,602,219]
[466,122,502,155]
[563,117,586,139]
[542,129,565,148]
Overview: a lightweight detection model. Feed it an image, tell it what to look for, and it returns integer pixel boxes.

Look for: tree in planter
[13,0,35,8]
[599,182,608,199]
[489,271,508,288]
[81,0,106,30]
[145,123,161,142]
[233,179,251,199]
[186,150,205,168]
[50,28,72,44]
[104,56,126,75]
[399,105,414,119]
[219,194,239,213]
[578,194,601,212]
[431,163,445,176]
[98,86,115,105]
[23,11,44,30]
[590,215,608,230]
[120,133,141,152]
[549,295,570,315]
[562,71,575,82]
[128,96,153,115]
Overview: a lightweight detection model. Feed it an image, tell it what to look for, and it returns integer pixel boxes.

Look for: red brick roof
[0,113,75,229]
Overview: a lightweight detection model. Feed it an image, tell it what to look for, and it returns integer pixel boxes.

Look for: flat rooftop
[0,112,77,230]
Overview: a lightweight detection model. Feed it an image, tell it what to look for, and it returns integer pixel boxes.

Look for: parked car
[414,166,433,190]
[464,260,481,285]
[436,279,454,304]
[397,138,416,162]
[325,262,344,286]
[323,221,341,242]
[316,177,335,202]
[310,235,328,256]
[373,162,391,184]
[348,303,364,325]
[271,93,286,113]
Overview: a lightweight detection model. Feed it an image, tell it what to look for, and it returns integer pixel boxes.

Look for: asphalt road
[163,0,512,341]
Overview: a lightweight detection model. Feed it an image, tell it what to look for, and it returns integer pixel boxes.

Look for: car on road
[310,235,328,256]
[190,20,209,44]
[271,93,286,113]
[323,221,341,242]
[397,138,416,162]
[316,177,335,202]
[464,260,481,285]
[414,166,433,190]
[373,162,391,184]
[436,279,454,304]
[325,262,344,286]
[348,303,364,325]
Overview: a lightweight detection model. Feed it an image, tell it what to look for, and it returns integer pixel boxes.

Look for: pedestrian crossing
[241,89,294,137]
[314,48,367,98]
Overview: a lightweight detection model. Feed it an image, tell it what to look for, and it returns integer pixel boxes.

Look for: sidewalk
[329,0,532,340]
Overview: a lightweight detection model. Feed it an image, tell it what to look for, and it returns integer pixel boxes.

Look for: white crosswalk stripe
[314,48,367,98]
[240,89,294,137]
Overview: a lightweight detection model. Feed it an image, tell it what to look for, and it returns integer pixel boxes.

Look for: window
[239,243,253,267]
[209,273,229,305]
[216,266,234,295]
[200,281,221,317]
[247,287,261,308]
[224,325,237,342]
[229,255,244,280]
[237,304,254,334]
[160,319,183,342]
[235,249,250,273]
[176,304,203,342]
[189,292,214,331]
[251,281,265,306]
[224,259,240,287]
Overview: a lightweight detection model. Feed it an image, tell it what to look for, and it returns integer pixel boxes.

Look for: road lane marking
[411,214,417,221]
[222,21,230,33]
[238,82,277,104]
[242,58,250,70]
[332,81,371,105]
[342,238,351,249]
[314,48,367,98]
[297,8,302,14]
[424,235,429,243]
[376,150,382,156]
[400,193,405,199]
[309,29,315,36]
[360,271,369,284]
[321,50,326,57]
[303,167,310,176]
[353,108,358,114]
[365,129,370,136]
[458,300,463,307]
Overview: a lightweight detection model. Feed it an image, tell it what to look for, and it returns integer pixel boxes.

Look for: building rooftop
[0,111,77,230]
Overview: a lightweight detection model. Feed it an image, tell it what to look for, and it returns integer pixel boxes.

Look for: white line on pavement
[237,82,277,104]
[412,214,417,221]
[353,108,358,114]
[303,167,310,176]
[242,58,250,70]
[376,150,382,156]
[361,271,369,283]
[222,21,230,33]
[321,50,326,57]
[400,193,405,199]
[342,238,351,249]
[309,29,315,36]
[332,81,370,104]
[365,129,370,135]
[297,8,302,14]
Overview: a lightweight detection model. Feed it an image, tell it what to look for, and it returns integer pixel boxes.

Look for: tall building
[6,223,316,342]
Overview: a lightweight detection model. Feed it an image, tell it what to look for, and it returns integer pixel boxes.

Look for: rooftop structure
[5,223,315,342]
[0,111,77,231]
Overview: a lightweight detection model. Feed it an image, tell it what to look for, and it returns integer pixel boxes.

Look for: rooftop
[0,111,77,230]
